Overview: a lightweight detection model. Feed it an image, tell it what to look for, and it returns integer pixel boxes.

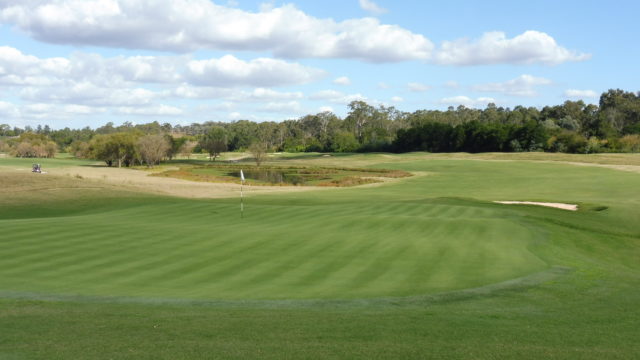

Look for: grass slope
[1,153,639,358]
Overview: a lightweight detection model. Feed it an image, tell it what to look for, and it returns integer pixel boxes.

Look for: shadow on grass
[0,266,571,310]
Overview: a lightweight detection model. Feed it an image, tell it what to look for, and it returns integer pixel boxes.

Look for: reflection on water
[229,170,306,185]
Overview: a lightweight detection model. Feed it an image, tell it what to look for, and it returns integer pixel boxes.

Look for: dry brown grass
[422,152,640,167]
[46,166,320,198]
[317,176,381,187]
[0,171,127,207]
[149,163,412,188]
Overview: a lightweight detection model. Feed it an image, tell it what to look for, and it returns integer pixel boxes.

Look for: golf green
[1,153,639,358]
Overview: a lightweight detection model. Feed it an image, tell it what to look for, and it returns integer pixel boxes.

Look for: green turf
[0,155,97,168]
[1,153,639,358]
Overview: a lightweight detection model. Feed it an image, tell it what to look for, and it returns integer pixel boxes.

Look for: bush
[12,140,57,158]
[68,141,91,158]
[331,131,360,152]
[0,140,10,153]
[585,137,607,154]
[618,134,640,152]
[546,131,587,153]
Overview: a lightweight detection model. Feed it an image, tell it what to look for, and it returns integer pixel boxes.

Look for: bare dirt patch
[50,166,319,199]
[494,201,578,211]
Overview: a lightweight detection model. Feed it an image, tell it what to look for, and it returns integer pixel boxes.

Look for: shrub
[546,131,588,153]
[619,134,640,152]
[585,137,606,154]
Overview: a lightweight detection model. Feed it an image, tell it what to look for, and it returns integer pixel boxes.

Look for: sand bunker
[494,201,578,211]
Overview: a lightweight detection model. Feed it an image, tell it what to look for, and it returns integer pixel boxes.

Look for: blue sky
[0,0,638,129]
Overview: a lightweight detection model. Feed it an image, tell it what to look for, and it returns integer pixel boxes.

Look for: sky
[0,0,638,129]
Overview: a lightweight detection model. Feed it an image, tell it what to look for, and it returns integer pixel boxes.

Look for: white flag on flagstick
[240,169,245,182]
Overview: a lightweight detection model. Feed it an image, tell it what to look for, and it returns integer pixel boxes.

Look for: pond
[228,169,307,185]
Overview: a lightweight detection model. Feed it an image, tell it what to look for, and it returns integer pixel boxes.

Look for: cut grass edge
[0,266,571,310]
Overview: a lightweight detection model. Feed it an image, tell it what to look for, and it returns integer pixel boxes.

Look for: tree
[331,131,359,152]
[90,132,139,167]
[200,127,227,161]
[179,140,197,159]
[249,141,268,167]
[68,141,91,158]
[165,134,186,160]
[0,124,10,136]
[137,134,170,167]
[344,100,375,143]
[13,142,36,157]
[44,141,57,158]
[227,120,257,150]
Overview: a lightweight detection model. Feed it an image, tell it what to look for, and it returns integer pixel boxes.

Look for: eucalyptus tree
[200,126,227,161]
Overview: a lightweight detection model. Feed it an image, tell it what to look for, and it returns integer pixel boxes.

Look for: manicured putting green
[0,195,545,300]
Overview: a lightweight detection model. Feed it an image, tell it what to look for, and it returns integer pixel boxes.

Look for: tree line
[1,89,639,165]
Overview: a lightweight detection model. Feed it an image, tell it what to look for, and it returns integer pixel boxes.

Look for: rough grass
[1,152,640,358]
[150,163,411,187]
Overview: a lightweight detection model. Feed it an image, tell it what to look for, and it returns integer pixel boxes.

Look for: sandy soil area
[494,201,578,211]
[50,166,321,199]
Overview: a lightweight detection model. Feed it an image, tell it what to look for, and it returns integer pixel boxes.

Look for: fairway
[1,153,640,358]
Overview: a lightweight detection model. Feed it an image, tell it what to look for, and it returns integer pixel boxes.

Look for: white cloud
[64,104,104,114]
[0,0,432,62]
[261,101,303,113]
[172,85,232,99]
[186,55,324,87]
[244,88,304,101]
[1,47,322,91]
[0,101,108,120]
[0,46,329,121]
[0,3,587,66]
[310,90,367,104]
[0,100,20,118]
[309,90,344,100]
[319,106,334,113]
[21,83,159,107]
[359,0,387,15]
[116,105,183,116]
[377,82,390,89]
[208,102,236,111]
[564,89,598,99]
[391,96,403,102]
[333,76,351,86]
[472,74,552,97]
[439,96,496,108]
[0,47,187,88]
[0,46,69,86]
[407,82,430,92]
[434,31,590,66]
[172,86,305,101]
[24,103,55,114]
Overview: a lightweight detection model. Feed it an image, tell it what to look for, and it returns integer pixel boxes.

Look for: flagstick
[240,170,244,219]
